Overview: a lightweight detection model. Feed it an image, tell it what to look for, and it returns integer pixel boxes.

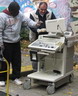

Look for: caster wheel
[69,73,74,83]
[46,84,55,95]
[23,79,31,90]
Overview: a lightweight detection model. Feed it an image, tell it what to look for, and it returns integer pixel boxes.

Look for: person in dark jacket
[29,2,56,71]
[29,2,56,42]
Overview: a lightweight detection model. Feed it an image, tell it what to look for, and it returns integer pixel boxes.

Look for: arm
[29,14,38,34]
[21,12,41,31]
[20,11,37,28]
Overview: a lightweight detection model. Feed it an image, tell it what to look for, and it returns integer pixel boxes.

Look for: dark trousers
[0,41,21,81]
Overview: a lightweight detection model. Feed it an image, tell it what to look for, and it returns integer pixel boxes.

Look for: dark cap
[8,1,20,17]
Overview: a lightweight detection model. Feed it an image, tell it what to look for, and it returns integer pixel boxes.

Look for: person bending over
[0,1,42,86]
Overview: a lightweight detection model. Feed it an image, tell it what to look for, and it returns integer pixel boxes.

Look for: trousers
[0,41,21,81]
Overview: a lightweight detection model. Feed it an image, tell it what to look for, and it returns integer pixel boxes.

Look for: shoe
[14,79,23,85]
[0,81,5,86]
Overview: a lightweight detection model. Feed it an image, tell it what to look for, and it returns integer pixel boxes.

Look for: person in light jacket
[0,1,41,86]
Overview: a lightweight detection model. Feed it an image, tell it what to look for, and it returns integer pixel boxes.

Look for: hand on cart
[37,28,48,35]
[37,28,46,33]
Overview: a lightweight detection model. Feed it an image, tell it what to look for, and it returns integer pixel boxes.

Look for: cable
[57,25,68,45]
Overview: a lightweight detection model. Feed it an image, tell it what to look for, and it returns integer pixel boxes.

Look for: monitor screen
[45,18,66,35]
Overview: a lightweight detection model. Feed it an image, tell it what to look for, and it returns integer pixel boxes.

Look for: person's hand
[41,28,46,32]
[0,45,4,59]
[36,21,43,26]
[37,28,46,33]
[37,29,41,33]
[0,45,4,55]
[0,45,4,51]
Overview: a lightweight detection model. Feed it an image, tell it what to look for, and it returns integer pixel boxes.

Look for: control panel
[28,35,65,51]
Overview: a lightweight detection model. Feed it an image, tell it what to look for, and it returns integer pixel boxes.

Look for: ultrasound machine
[23,18,78,94]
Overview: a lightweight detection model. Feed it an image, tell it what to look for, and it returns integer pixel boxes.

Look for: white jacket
[29,10,55,42]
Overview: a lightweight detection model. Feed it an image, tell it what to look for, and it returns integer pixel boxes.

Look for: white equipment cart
[23,31,77,94]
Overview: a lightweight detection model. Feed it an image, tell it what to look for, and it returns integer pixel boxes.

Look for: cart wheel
[69,73,74,83]
[46,84,55,95]
[23,79,31,90]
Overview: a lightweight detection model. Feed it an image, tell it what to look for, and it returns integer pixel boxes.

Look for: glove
[37,29,42,33]
[37,28,46,33]
[41,28,46,32]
